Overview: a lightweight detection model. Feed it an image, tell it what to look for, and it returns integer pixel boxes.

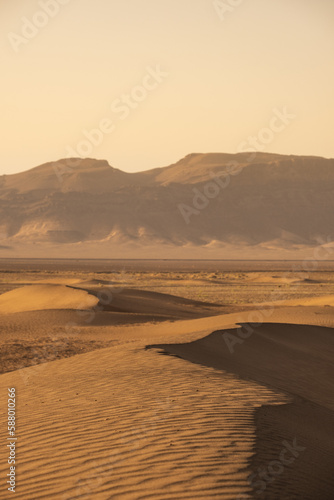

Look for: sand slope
[0,329,284,500]
[76,286,223,318]
[150,322,334,499]
[150,323,334,409]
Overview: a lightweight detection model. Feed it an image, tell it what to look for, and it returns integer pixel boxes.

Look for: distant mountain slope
[1,153,334,256]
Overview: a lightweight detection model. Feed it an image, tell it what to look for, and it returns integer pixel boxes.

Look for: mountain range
[1,152,334,259]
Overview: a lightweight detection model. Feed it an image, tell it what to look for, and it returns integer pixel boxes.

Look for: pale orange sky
[1,0,334,174]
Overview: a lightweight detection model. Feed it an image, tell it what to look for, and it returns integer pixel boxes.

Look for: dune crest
[149,322,334,498]
[0,284,98,314]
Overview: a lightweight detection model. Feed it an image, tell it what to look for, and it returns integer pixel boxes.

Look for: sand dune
[257,293,334,308]
[284,294,334,306]
[149,322,334,498]
[0,284,98,314]
[1,305,333,499]
[1,267,334,498]
[0,319,285,500]
[0,284,228,374]
[76,286,223,318]
[149,323,334,410]
[0,283,223,319]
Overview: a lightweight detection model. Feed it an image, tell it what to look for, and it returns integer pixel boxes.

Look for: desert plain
[0,258,333,499]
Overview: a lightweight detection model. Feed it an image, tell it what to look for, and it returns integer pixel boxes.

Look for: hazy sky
[1,0,334,174]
